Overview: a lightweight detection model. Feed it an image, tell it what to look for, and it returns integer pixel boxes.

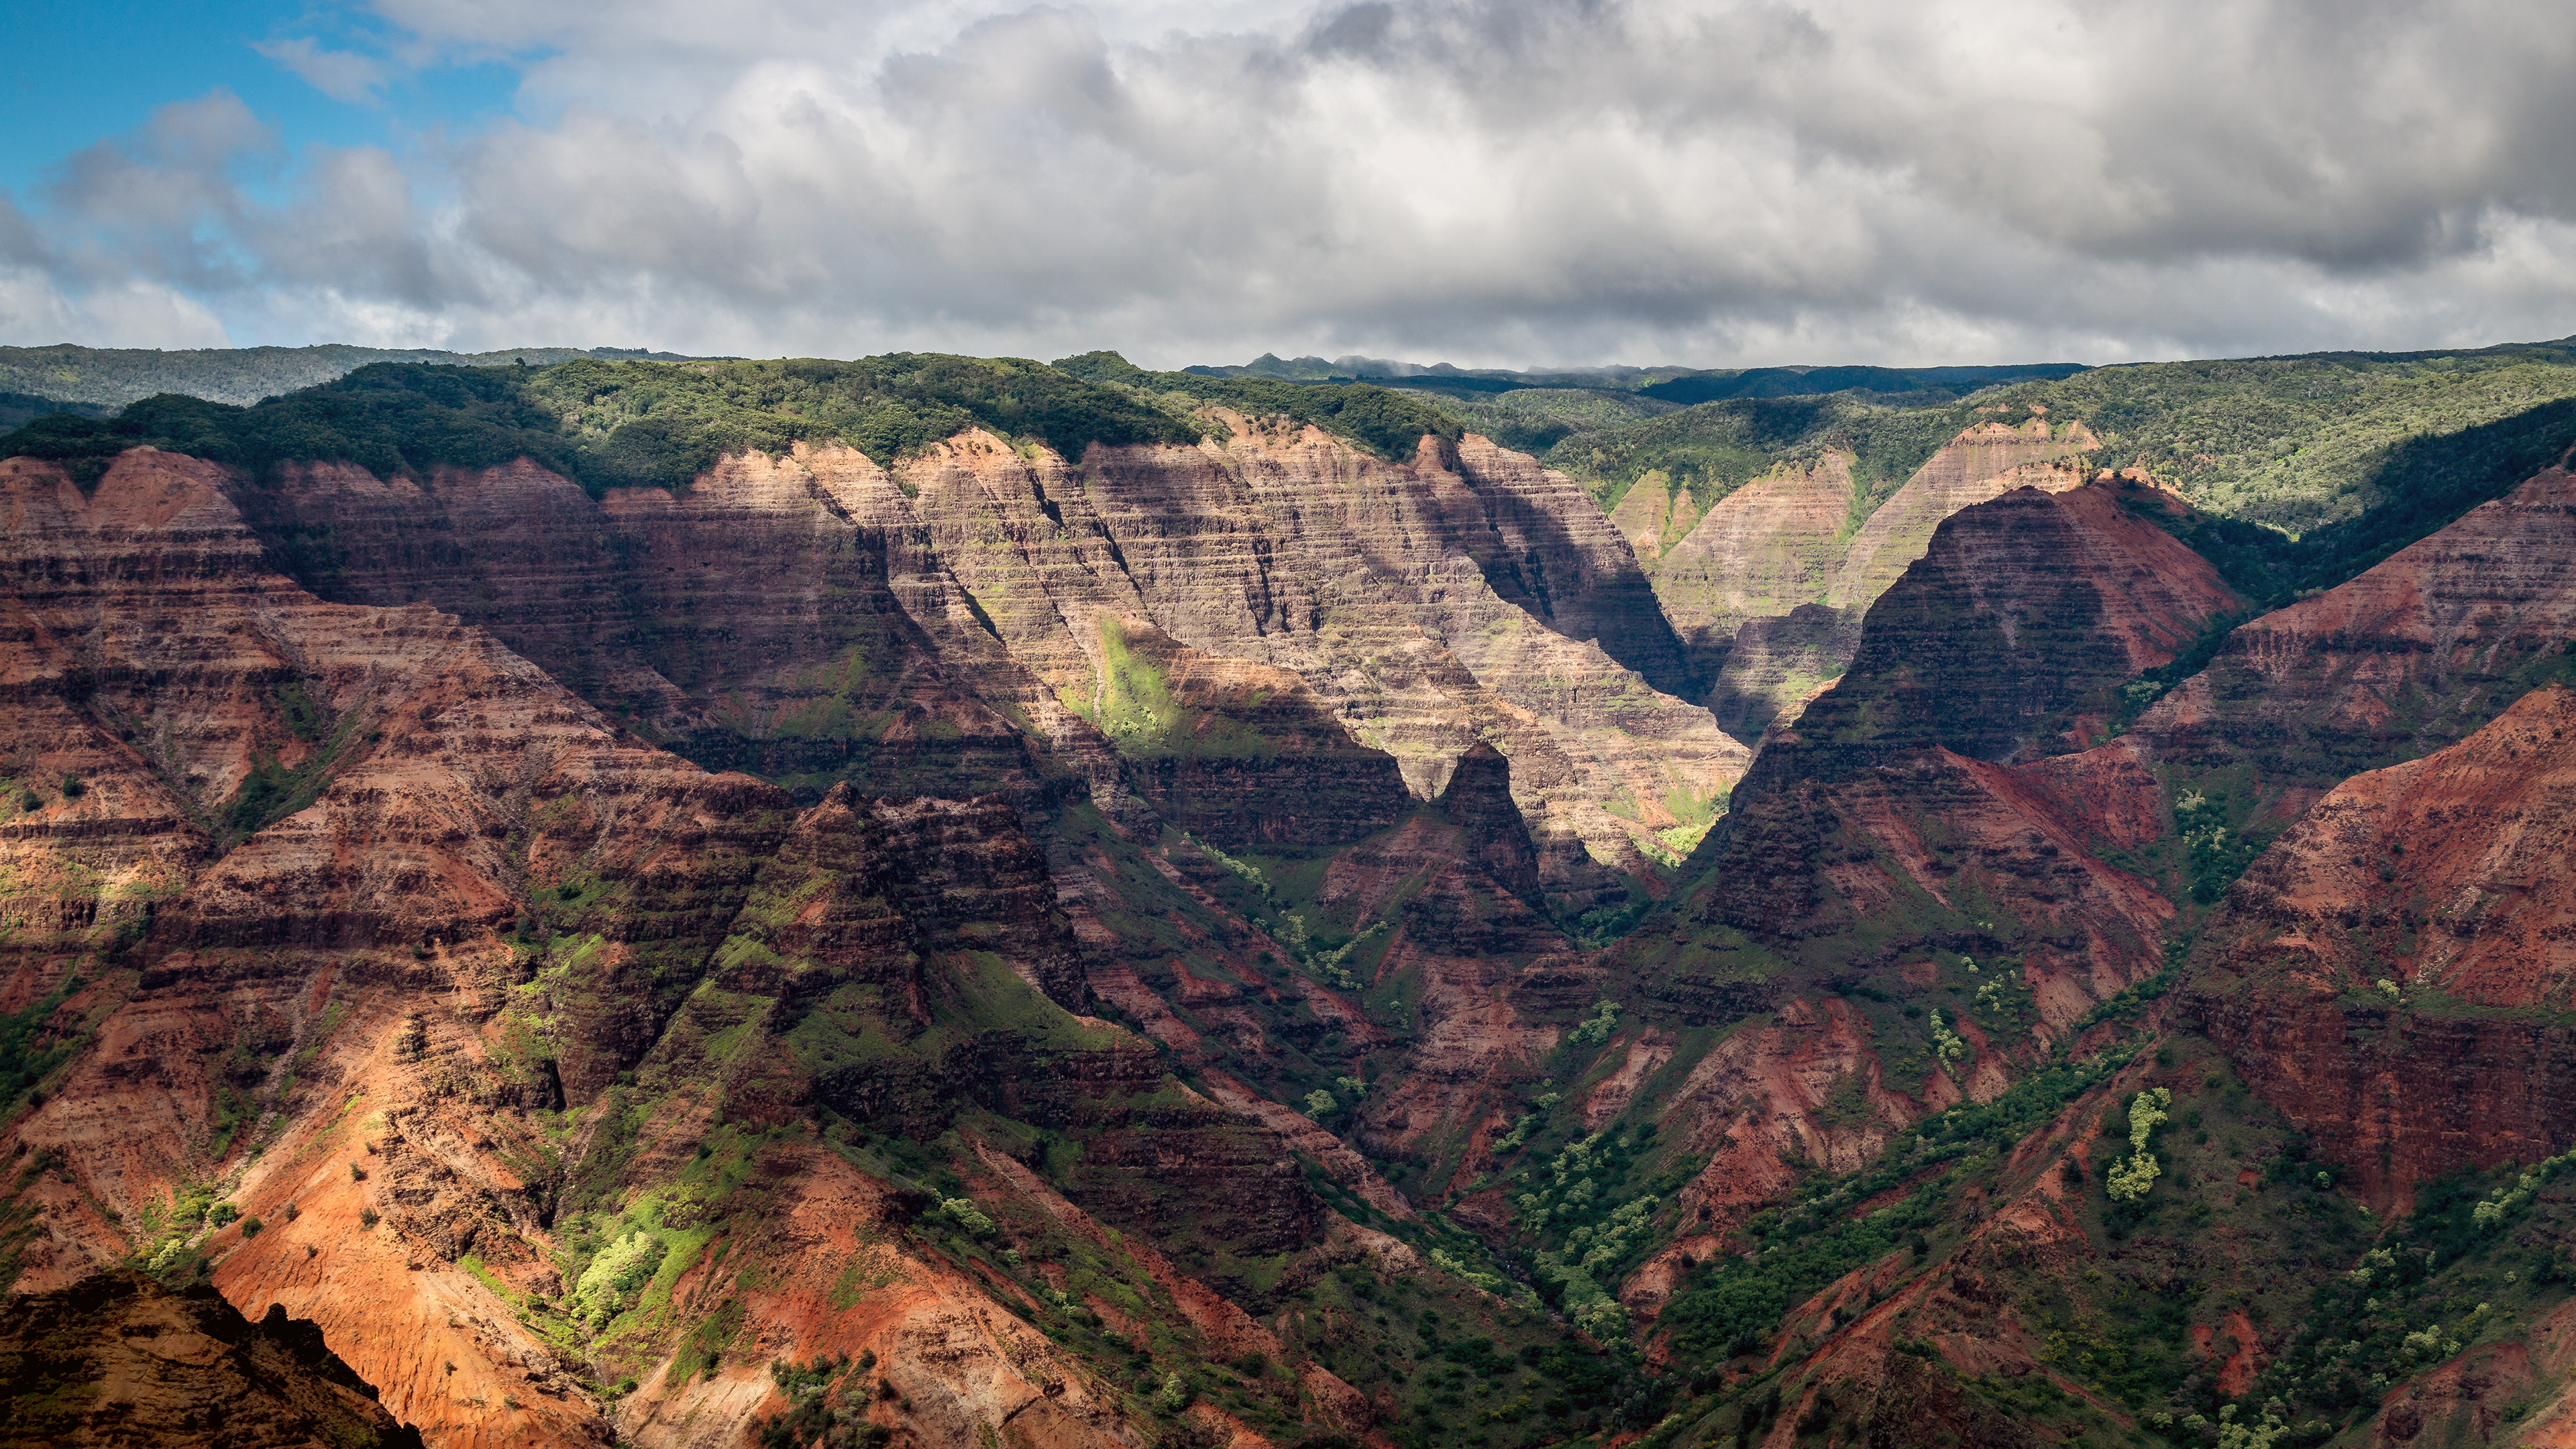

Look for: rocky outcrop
[1081,616,1413,853]
[898,423,1743,890]
[237,425,1741,894]
[1647,453,1856,700]
[1684,478,2233,1002]
[2210,684,2576,1008]
[1606,470,1707,565]
[2190,686,2576,1202]
[2139,461,2576,818]
[231,447,1095,808]
[1825,416,2099,612]
[0,1272,427,1448]
[1773,476,2241,775]
[0,447,1356,1449]
[1690,742,2175,1012]
[1642,413,2100,734]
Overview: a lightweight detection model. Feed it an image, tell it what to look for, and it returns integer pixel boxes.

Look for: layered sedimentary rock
[1825,416,2099,611]
[1643,413,2100,735]
[1075,616,1413,852]
[1605,470,1706,564]
[900,422,1741,893]
[0,448,1359,1449]
[0,1272,427,1448]
[234,425,1737,896]
[1776,476,2241,773]
[1637,478,2229,1169]
[2139,461,2576,816]
[233,447,1097,808]
[1701,477,2239,904]
[2191,686,2576,1202]
[1646,454,1856,697]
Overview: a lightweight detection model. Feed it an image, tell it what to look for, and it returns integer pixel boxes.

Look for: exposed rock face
[2213,684,2576,1008]
[1688,479,2234,994]
[2140,462,2576,816]
[0,448,1349,1449]
[1693,741,2176,1010]
[1642,414,2099,733]
[231,447,1093,808]
[2191,686,2576,1202]
[1772,477,2241,775]
[236,426,1738,895]
[904,423,1741,891]
[1078,616,1413,853]
[1327,775,1597,1183]
[1825,418,2099,612]
[1605,470,1707,565]
[1648,454,1856,698]
[0,1272,426,1448]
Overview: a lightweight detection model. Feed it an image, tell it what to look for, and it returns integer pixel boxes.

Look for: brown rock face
[236,424,1737,896]
[0,1271,426,1448]
[2140,463,2576,814]
[1777,477,2241,773]
[1694,743,2175,1010]
[897,423,1741,892]
[2191,686,2576,1201]
[1827,418,2100,612]
[1689,479,2235,998]
[1081,616,1413,852]
[1642,414,2100,735]
[233,447,1089,808]
[2214,684,2576,1008]
[0,447,1351,1449]
[1648,454,1856,702]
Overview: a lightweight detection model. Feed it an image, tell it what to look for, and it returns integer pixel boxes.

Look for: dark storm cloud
[4,0,2572,363]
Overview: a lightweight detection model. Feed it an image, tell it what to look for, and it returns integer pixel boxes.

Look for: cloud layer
[6,0,2574,366]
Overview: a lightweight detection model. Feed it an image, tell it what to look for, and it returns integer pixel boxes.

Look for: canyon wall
[2190,685,2576,1204]
[0,449,1362,1449]
[233,425,1741,899]
[1642,412,2100,735]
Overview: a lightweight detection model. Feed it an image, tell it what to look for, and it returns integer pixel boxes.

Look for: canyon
[4,354,2576,1449]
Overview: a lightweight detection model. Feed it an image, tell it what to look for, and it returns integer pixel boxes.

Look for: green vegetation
[1079,616,1275,759]
[0,390,113,431]
[0,973,85,1115]
[0,349,1477,496]
[1539,392,1970,515]
[1657,1045,2140,1365]
[1055,350,1463,461]
[0,355,1197,494]
[1975,342,2576,532]
[0,341,674,409]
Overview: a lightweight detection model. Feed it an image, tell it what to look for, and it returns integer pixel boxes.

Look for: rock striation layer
[0,447,1356,1449]
[2139,462,2576,818]
[1644,413,2100,734]
[2190,686,2576,1203]
[0,1271,427,1448]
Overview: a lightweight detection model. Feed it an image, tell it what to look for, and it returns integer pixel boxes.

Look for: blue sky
[6,1,519,200]
[5,1,2573,367]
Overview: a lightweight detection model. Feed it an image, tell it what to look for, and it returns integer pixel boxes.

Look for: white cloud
[256,37,392,105]
[7,0,2576,364]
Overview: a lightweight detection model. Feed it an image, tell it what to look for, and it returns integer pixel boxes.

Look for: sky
[5,0,2574,370]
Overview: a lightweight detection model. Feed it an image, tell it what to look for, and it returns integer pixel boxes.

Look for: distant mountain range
[0,343,704,409]
[1180,351,2091,402]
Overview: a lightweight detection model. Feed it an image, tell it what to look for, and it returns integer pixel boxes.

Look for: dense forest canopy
[7,341,2575,550]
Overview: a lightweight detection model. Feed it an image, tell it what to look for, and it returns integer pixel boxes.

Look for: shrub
[571,1230,667,1331]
